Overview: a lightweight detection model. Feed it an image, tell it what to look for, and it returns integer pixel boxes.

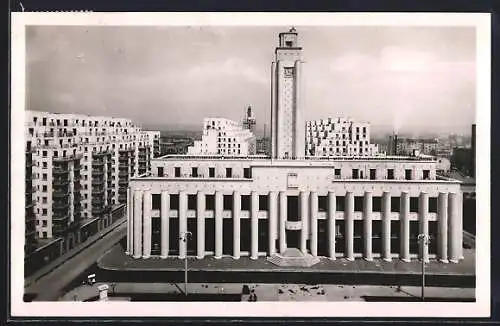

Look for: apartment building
[25,110,158,250]
[187,118,256,156]
[146,131,161,158]
[306,118,379,157]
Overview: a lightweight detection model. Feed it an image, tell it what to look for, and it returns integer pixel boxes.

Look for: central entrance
[286,230,300,249]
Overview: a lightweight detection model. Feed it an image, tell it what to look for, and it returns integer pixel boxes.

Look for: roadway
[25,219,127,301]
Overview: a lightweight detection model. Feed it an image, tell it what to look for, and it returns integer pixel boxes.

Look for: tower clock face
[284,67,295,78]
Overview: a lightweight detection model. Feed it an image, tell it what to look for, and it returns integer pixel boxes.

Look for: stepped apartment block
[126,28,464,266]
[25,110,159,253]
[188,118,256,156]
[306,118,379,157]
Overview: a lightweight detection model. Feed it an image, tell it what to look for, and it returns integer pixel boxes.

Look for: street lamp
[417,234,430,301]
[179,231,192,296]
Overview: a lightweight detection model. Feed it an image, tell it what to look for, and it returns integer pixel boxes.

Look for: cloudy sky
[26,25,476,134]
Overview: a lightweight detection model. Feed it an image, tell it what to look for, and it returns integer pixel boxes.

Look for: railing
[91,161,105,166]
[92,188,105,194]
[53,168,69,175]
[91,170,104,176]
[53,191,70,198]
[53,201,70,210]
[53,179,70,186]
[52,214,69,222]
[91,179,104,185]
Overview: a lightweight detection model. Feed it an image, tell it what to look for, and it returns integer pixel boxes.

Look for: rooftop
[154,154,437,162]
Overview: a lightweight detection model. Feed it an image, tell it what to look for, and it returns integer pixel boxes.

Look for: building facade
[146,131,161,158]
[306,118,379,157]
[25,111,158,250]
[127,28,464,265]
[187,118,256,156]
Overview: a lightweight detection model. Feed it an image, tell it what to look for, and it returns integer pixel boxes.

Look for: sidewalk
[59,282,475,302]
[25,217,126,288]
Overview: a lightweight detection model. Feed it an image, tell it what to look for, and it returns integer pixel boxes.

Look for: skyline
[26,25,476,134]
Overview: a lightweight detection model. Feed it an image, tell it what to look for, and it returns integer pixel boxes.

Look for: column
[279,191,287,253]
[310,191,318,257]
[419,192,429,262]
[448,192,460,263]
[345,192,354,261]
[215,191,223,259]
[142,191,152,258]
[438,192,449,263]
[399,192,410,262]
[363,191,373,261]
[126,187,132,255]
[160,191,169,258]
[300,191,309,254]
[178,191,187,259]
[196,191,205,259]
[328,192,336,260]
[458,192,464,259]
[233,191,241,259]
[268,191,278,255]
[382,192,391,261]
[133,190,143,259]
[251,192,259,259]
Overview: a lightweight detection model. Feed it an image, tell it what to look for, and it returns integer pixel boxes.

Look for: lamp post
[417,234,429,301]
[180,231,192,296]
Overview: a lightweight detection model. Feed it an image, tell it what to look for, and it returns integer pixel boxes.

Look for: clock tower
[270,27,305,159]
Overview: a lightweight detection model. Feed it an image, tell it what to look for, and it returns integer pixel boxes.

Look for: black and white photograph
[10,12,490,317]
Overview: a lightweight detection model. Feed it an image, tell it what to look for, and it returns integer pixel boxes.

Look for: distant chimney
[393,134,398,155]
[471,124,476,178]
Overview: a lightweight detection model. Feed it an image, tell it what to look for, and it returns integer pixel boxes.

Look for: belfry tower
[270,27,305,159]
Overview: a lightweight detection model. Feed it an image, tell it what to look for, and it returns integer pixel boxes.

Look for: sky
[26,25,476,135]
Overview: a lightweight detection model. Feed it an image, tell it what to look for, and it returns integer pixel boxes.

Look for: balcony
[92,187,105,194]
[118,171,129,177]
[53,179,70,186]
[92,170,104,177]
[52,214,69,223]
[74,165,81,171]
[53,168,69,175]
[53,155,80,162]
[118,187,127,194]
[53,201,70,210]
[91,179,104,186]
[92,161,105,167]
[53,190,70,198]
[92,198,105,205]
[74,182,82,190]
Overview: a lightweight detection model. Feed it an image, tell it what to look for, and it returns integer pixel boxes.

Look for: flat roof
[154,154,436,162]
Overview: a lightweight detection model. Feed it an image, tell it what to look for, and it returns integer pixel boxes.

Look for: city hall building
[126,28,464,265]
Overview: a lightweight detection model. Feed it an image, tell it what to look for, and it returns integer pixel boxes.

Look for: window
[318,196,328,212]
[188,195,197,210]
[405,169,412,180]
[223,195,233,210]
[191,167,198,177]
[152,194,161,210]
[259,195,268,211]
[390,197,400,212]
[42,208,47,215]
[429,197,438,213]
[387,169,394,180]
[42,197,47,204]
[42,220,47,227]
[206,195,215,210]
[42,231,47,238]
[285,40,293,47]
[241,195,251,211]
[170,194,179,210]
[157,167,164,177]
[354,196,363,212]
[423,170,430,180]
[209,167,215,178]
[334,168,341,179]
[42,173,47,181]
[370,169,376,180]
[42,185,47,192]
[174,167,181,177]
[372,197,382,212]
[336,196,345,211]
[352,169,359,179]
[42,151,47,157]
[226,168,232,178]
[410,197,419,213]
[243,168,251,178]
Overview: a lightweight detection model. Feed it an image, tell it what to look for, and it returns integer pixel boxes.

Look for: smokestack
[471,123,476,178]
[393,134,398,156]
